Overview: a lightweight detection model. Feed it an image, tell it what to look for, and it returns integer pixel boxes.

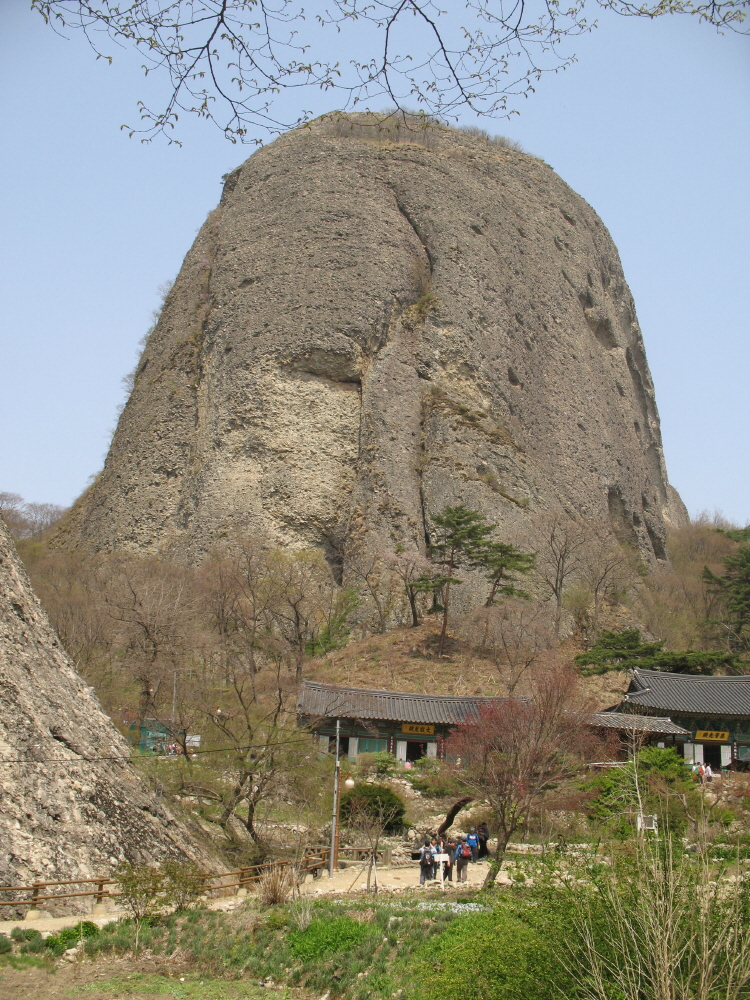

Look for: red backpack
[461,843,471,858]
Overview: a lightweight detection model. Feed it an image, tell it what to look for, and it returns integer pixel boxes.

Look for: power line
[0,735,314,765]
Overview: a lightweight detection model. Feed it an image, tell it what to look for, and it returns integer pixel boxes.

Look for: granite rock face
[0,519,204,898]
[58,119,687,573]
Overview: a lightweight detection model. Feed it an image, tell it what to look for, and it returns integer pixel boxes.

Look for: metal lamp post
[328,719,341,878]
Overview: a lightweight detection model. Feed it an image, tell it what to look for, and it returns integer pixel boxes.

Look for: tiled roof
[297,681,488,725]
[297,682,688,736]
[622,669,750,718]
[590,711,689,736]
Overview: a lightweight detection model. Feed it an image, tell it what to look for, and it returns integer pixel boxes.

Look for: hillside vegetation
[1,498,748,864]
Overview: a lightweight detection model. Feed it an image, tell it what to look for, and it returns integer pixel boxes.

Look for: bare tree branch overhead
[32,0,748,143]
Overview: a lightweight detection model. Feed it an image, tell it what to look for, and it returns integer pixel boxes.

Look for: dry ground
[307,622,630,709]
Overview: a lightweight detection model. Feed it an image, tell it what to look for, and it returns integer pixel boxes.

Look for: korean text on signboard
[402,723,435,735]
[695,730,730,742]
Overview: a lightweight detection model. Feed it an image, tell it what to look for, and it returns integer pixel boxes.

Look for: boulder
[0,519,207,901]
[56,116,687,573]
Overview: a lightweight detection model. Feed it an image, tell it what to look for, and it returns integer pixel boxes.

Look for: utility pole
[328,719,341,878]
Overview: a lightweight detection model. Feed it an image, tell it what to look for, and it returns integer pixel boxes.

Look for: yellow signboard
[402,723,435,736]
[695,730,730,742]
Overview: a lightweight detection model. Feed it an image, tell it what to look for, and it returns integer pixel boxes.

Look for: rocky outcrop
[0,519,206,900]
[57,116,687,573]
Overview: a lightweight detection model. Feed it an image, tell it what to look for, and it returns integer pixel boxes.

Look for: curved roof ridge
[300,679,496,703]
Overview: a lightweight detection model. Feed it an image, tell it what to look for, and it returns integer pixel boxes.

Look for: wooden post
[30,883,42,907]
[95,880,106,904]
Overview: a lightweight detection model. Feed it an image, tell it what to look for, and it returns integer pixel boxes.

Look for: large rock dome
[57,116,686,572]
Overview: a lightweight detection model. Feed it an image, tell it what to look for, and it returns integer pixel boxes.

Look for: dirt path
[0,860,503,940]
[0,862,503,999]
[298,858,507,895]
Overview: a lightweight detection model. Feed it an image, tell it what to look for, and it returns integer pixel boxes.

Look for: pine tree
[483,542,536,607]
[430,505,496,656]
[703,545,750,653]
[574,628,743,675]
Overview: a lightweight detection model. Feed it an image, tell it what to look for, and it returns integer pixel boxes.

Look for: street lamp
[328,719,341,878]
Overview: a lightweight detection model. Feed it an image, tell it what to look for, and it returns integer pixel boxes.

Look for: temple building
[615,669,750,769]
[296,680,688,761]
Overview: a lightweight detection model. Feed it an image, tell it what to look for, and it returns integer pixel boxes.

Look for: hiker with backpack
[455,837,471,882]
[477,822,490,859]
[466,827,480,861]
[418,840,434,885]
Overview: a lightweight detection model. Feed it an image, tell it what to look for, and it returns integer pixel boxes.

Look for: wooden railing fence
[0,848,331,909]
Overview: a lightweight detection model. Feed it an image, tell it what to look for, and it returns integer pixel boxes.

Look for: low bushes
[288,916,370,960]
[42,920,99,956]
[400,908,566,1000]
[403,757,464,797]
[340,782,406,832]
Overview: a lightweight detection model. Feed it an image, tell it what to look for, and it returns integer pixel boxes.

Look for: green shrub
[340,783,405,832]
[12,928,43,954]
[371,751,399,776]
[404,757,463,797]
[288,917,370,961]
[11,927,40,942]
[585,747,698,836]
[58,927,81,948]
[44,934,66,956]
[0,934,11,955]
[162,859,204,911]
[397,907,566,1000]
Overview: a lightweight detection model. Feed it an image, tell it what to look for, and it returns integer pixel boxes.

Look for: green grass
[44,897,476,998]
[0,952,53,970]
[78,973,275,997]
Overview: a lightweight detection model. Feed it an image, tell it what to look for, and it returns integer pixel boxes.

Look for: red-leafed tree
[446,662,608,887]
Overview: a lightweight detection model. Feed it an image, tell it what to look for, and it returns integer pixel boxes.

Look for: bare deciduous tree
[532,510,587,638]
[33,1,748,144]
[447,662,604,886]
[460,599,556,694]
[348,548,398,634]
[578,522,631,642]
[270,551,336,682]
[384,547,439,628]
[0,491,67,539]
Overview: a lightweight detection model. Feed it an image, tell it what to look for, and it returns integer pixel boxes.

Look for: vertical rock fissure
[389,186,435,280]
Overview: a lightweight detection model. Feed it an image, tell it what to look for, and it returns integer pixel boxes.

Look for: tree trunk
[407,586,420,627]
[593,588,601,643]
[482,832,512,888]
[437,796,473,836]
[244,797,261,842]
[438,579,451,656]
[554,591,563,638]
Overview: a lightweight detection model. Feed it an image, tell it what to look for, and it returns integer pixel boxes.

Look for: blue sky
[1,5,748,524]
